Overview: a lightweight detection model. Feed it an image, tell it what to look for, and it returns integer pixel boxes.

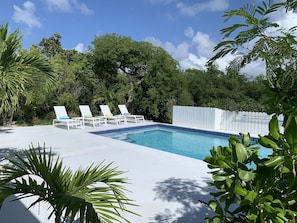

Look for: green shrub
[204,115,297,223]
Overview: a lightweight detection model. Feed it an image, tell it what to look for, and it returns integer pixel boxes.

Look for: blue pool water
[93,124,265,160]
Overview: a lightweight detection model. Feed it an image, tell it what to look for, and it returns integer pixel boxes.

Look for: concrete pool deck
[0,122,213,223]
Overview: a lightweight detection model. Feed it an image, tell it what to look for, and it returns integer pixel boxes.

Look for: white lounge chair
[53,106,82,130]
[118,104,145,123]
[79,105,107,127]
[99,105,126,125]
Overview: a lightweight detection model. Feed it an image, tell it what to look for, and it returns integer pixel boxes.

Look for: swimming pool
[93,124,257,160]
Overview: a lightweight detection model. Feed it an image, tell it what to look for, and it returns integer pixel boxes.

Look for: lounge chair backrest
[118,105,130,115]
[54,106,70,120]
[100,105,113,116]
[79,105,93,118]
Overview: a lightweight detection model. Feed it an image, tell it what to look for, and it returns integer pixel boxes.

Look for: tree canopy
[0,24,269,125]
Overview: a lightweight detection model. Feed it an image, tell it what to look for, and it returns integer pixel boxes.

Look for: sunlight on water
[98,125,270,161]
[100,126,227,160]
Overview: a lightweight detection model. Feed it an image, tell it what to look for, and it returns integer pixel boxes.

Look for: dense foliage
[204,0,297,222]
[186,66,266,111]
[0,24,268,126]
[0,23,56,125]
[205,115,297,222]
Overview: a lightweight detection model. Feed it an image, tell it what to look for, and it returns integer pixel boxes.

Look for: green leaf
[247,207,258,221]
[240,133,250,147]
[263,156,284,167]
[213,175,229,181]
[238,169,256,182]
[285,115,297,147]
[209,200,223,215]
[276,212,289,223]
[217,160,232,168]
[234,182,247,196]
[265,194,273,201]
[288,200,296,205]
[258,136,280,149]
[245,191,257,202]
[264,202,275,213]
[269,115,280,140]
[235,143,247,163]
[282,166,290,173]
[213,217,221,223]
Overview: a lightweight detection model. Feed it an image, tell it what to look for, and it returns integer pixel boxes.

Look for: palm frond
[0,23,56,122]
[0,145,138,223]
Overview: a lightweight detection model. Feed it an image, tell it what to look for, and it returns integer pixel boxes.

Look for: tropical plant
[0,146,137,223]
[134,46,190,123]
[0,23,56,125]
[90,34,191,122]
[208,0,297,120]
[90,34,150,104]
[38,32,64,58]
[203,0,297,222]
[185,66,266,112]
[204,115,297,222]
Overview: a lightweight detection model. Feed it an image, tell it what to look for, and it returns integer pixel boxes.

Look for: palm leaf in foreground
[0,145,138,223]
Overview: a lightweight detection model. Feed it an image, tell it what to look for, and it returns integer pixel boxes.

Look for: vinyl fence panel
[173,106,283,135]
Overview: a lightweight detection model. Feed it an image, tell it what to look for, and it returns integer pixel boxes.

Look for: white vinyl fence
[172,106,284,135]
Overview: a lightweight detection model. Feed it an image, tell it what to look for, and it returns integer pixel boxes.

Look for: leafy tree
[134,46,190,122]
[91,76,130,114]
[90,34,191,122]
[51,50,95,114]
[0,146,137,223]
[208,0,297,120]
[186,65,266,111]
[38,33,64,58]
[203,1,297,222]
[0,23,56,125]
[90,34,149,104]
[34,35,97,118]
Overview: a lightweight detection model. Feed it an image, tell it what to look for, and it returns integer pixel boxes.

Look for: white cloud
[179,53,208,71]
[146,27,265,77]
[184,27,194,38]
[176,0,229,16]
[46,0,93,14]
[165,42,189,61]
[46,0,72,12]
[13,1,42,28]
[214,54,237,72]
[149,0,228,16]
[72,0,93,15]
[274,9,297,32]
[192,32,216,58]
[146,33,210,71]
[144,37,163,47]
[241,60,266,77]
[74,43,84,52]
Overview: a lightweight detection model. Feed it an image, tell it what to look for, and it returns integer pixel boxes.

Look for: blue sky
[1,0,296,76]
